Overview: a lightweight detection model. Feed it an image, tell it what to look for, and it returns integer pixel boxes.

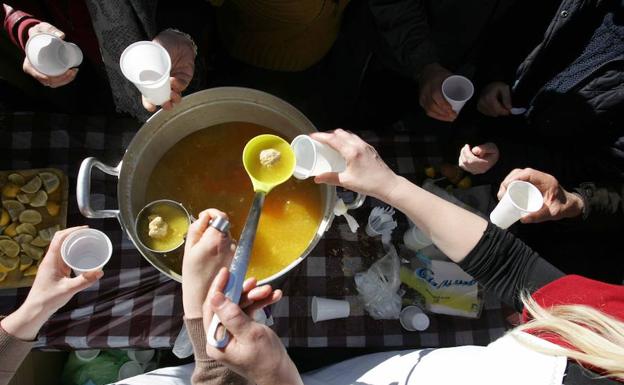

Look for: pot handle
[77,157,121,219]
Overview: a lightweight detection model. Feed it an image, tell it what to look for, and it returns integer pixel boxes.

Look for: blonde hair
[513,295,624,380]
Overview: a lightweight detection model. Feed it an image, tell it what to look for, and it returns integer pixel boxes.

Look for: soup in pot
[145,122,324,281]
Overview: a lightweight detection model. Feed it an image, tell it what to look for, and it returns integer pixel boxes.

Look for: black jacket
[483,0,624,186]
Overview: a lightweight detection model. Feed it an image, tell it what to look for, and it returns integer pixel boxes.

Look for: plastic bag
[354,246,402,319]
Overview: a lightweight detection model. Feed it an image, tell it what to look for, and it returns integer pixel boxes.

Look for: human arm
[1,4,77,87]
[367,0,457,122]
[142,29,196,112]
[311,130,565,309]
[182,209,282,385]
[0,226,102,385]
[203,268,301,385]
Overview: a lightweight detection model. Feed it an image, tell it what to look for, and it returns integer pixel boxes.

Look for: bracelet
[163,28,198,57]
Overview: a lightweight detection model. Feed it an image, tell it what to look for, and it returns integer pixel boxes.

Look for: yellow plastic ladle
[207,134,295,348]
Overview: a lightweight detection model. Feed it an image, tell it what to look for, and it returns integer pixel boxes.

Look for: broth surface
[146,122,323,281]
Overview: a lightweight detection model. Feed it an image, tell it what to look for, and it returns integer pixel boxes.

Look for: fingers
[520,206,549,224]
[23,59,78,88]
[65,270,104,293]
[313,172,341,186]
[500,86,512,110]
[209,291,252,338]
[142,96,157,112]
[244,289,282,317]
[29,22,65,39]
[185,211,212,251]
[199,208,230,240]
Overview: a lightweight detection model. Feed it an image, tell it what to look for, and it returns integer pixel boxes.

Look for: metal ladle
[207,134,295,348]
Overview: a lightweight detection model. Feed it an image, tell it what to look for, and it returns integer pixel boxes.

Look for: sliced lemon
[457,176,472,190]
[0,271,7,282]
[23,264,37,276]
[7,173,25,186]
[19,255,33,271]
[39,172,60,194]
[2,183,20,198]
[0,239,20,258]
[16,223,37,236]
[0,209,9,227]
[3,200,25,221]
[16,192,32,204]
[0,255,18,272]
[46,201,60,217]
[20,176,42,194]
[18,210,42,225]
[30,236,50,248]
[30,190,48,207]
[3,222,17,237]
[22,243,44,260]
[39,225,60,242]
[13,234,33,244]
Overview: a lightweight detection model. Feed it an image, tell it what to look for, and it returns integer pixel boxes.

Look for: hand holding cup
[497,168,584,223]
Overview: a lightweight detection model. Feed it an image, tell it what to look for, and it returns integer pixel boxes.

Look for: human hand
[1,226,103,340]
[310,129,400,201]
[182,209,236,319]
[477,82,512,117]
[23,23,78,88]
[204,268,300,385]
[144,29,196,112]
[418,63,457,122]
[497,168,584,223]
[458,143,500,175]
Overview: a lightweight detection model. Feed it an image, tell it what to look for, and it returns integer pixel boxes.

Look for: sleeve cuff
[184,317,211,362]
[0,317,34,371]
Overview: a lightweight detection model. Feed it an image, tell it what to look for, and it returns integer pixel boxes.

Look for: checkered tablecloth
[0,112,508,350]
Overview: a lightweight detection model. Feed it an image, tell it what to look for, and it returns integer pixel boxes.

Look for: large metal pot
[77,87,363,285]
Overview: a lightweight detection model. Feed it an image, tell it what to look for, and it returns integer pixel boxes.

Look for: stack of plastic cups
[74,349,100,362]
[127,349,157,374]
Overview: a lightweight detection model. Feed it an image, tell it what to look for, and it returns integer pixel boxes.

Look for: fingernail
[54,31,63,37]
[96,270,104,279]
[211,292,226,308]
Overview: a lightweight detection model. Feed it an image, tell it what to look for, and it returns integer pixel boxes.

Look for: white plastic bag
[354,246,402,320]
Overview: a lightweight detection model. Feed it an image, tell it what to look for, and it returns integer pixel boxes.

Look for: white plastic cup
[490,181,544,229]
[118,361,144,380]
[403,226,432,252]
[399,306,430,331]
[311,296,350,323]
[25,33,83,76]
[291,135,346,180]
[61,229,112,275]
[365,213,392,237]
[74,349,100,362]
[119,41,172,106]
[441,75,474,113]
[127,349,155,364]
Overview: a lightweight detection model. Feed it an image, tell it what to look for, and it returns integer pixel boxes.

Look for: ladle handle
[207,192,266,348]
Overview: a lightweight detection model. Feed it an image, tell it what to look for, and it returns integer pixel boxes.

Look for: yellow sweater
[210,0,350,72]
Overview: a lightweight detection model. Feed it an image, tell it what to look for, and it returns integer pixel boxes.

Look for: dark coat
[483,0,624,186]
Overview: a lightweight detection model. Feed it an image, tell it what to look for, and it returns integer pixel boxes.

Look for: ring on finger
[209,215,231,233]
